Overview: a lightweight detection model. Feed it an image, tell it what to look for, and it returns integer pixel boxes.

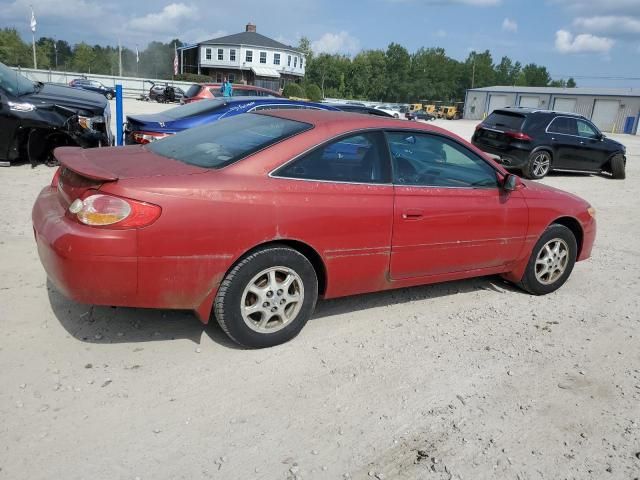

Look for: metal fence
[11,66,196,98]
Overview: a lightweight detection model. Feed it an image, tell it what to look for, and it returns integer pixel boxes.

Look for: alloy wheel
[532,152,551,177]
[534,238,569,285]
[240,266,305,333]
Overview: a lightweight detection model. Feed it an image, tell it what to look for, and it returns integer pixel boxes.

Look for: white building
[179,23,305,92]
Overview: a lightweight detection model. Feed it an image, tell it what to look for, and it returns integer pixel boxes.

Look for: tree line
[0,27,575,103]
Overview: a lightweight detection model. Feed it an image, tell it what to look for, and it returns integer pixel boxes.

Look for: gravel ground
[1,100,639,480]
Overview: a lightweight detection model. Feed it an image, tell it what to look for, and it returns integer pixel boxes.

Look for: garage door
[553,97,577,113]
[519,96,540,108]
[591,99,620,131]
[487,94,508,114]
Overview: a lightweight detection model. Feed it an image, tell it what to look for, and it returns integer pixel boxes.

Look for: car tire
[156,95,165,103]
[517,224,577,296]
[609,154,626,180]
[394,113,399,119]
[105,92,113,100]
[214,246,318,348]
[524,150,552,180]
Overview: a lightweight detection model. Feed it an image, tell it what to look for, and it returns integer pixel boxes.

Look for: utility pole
[118,40,123,77]
[471,52,476,89]
[30,6,37,69]
[54,39,58,69]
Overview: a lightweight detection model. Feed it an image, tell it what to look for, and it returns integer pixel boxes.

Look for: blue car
[124,97,340,145]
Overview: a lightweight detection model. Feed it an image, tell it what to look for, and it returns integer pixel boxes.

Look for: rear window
[483,112,526,131]
[147,113,310,169]
[184,84,201,98]
[162,99,226,119]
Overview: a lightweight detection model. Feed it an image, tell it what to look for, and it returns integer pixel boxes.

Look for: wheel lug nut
[266,291,273,298]
[263,302,269,307]
[277,289,283,295]
[271,307,277,312]
[280,299,286,304]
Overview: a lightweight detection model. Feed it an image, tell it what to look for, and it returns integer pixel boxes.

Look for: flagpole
[32,31,37,69]
[118,40,122,77]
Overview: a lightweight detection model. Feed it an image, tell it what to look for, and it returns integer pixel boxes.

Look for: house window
[246,50,253,62]
[287,55,291,67]
[205,48,212,60]
[294,57,297,68]
[300,57,303,69]
[218,49,224,61]
[273,53,280,65]
[228,73,235,83]
[260,51,267,64]
[216,72,223,83]
[230,49,236,61]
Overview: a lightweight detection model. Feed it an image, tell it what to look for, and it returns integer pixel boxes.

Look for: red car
[183,83,282,104]
[32,110,596,348]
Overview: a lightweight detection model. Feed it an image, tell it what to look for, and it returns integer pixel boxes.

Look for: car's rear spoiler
[53,146,118,182]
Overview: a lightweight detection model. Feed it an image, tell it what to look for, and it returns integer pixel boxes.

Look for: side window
[548,117,577,135]
[577,120,599,139]
[276,132,391,184]
[387,132,498,188]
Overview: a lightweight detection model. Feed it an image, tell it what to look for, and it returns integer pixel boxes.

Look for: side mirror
[503,173,518,191]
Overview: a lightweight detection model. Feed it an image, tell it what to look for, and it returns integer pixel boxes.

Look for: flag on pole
[136,46,139,64]
[173,44,178,75]
[30,6,37,32]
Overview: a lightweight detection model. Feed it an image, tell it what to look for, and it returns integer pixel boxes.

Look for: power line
[551,74,640,81]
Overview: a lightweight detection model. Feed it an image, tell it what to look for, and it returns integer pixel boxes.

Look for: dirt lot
[1,101,639,480]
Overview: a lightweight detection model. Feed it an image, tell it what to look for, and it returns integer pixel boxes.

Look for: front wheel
[609,154,625,180]
[214,247,318,348]
[518,224,577,295]
[524,150,552,179]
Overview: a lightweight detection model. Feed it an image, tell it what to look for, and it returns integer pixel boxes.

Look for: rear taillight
[131,131,170,144]
[69,192,161,228]
[51,167,62,188]
[506,131,532,141]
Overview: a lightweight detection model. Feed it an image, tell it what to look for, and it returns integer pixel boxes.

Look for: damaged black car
[0,62,113,167]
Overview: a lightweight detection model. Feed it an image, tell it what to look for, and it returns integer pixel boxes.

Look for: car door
[387,131,528,279]
[574,119,609,170]
[272,131,394,298]
[546,116,581,169]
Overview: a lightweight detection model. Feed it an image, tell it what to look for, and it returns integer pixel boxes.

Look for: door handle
[402,209,423,220]
[579,141,585,145]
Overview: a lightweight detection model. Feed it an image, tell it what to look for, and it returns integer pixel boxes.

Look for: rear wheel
[214,246,318,348]
[524,150,552,180]
[518,224,577,295]
[156,95,165,103]
[609,154,626,180]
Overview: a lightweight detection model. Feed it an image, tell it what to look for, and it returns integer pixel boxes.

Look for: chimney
[246,23,256,33]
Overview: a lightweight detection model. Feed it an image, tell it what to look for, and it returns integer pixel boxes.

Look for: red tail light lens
[131,131,170,144]
[506,131,532,141]
[69,192,161,228]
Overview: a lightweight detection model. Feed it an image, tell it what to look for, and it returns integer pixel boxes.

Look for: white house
[179,23,305,91]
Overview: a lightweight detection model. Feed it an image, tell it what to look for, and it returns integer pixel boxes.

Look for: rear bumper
[471,139,530,168]
[32,186,138,305]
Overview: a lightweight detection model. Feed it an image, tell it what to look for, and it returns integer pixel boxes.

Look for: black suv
[471,107,626,179]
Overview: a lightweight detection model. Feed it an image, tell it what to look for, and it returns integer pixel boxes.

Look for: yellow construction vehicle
[441,102,464,120]
[409,103,423,112]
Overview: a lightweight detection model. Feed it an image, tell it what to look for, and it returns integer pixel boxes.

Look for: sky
[3,0,640,87]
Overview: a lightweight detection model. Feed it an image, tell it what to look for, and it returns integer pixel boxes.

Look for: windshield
[161,99,226,119]
[0,62,37,96]
[147,113,311,169]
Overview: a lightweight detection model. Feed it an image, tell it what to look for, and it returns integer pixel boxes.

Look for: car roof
[496,107,587,119]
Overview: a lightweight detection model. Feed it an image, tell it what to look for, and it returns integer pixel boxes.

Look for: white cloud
[502,18,518,32]
[311,32,360,55]
[128,3,196,33]
[555,29,615,54]
[573,16,640,35]
[8,0,105,19]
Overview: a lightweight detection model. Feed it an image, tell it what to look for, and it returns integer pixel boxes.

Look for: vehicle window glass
[234,89,258,96]
[148,114,309,169]
[0,62,37,95]
[577,120,599,138]
[185,84,201,97]
[277,132,390,184]
[162,99,226,119]
[387,132,498,188]
[483,112,526,131]
[548,117,577,135]
[252,104,303,111]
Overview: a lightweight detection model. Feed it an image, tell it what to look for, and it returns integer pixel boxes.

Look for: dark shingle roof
[201,31,300,52]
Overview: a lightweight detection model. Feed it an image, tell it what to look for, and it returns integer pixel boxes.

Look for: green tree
[384,43,411,102]
[517,63,551,87]
[494,56,521,86]
[282,82,305,98]
[298,36,313,65]
[304,83,322,101]
[0,28,31,66]
[567,77,577,88]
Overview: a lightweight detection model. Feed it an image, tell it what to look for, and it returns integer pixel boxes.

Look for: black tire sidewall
[522,225,577,295]
[610,154,625,179]
[526,150,551,180]
[215,248,318,348]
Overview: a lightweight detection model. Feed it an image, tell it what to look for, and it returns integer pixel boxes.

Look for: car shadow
[48,275,523,349]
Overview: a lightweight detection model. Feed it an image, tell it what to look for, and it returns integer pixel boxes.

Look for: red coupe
[32,111,596,348]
